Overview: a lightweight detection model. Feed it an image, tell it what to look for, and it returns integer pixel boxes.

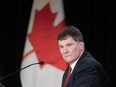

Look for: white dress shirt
[70,51,84,73]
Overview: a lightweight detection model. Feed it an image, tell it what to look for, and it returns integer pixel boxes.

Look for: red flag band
[20,0,67,87]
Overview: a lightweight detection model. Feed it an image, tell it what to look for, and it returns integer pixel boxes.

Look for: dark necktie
[63,66,72,87]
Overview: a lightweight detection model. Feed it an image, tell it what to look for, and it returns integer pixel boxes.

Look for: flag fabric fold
[20,0,67,87]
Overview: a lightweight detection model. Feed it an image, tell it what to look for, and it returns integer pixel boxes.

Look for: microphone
[0,61,44,81]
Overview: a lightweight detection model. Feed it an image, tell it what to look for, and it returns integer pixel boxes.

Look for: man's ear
[79,41,85,50]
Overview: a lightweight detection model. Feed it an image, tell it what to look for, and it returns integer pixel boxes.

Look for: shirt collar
[70,51,84,72]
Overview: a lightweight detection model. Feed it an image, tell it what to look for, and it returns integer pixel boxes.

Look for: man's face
[58,36,84,64]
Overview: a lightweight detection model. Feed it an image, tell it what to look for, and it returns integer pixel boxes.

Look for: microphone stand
[0,83,4,87]
[0,61,44,82]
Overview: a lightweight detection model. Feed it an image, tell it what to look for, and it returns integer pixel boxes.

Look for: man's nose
[63,47,68,53]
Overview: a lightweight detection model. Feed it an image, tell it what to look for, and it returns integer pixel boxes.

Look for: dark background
[1,0,115,87]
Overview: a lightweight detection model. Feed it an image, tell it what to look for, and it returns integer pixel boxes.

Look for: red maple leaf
[26,3,67,70]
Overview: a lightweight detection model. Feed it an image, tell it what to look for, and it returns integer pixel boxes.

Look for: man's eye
[67,43,73,46]
[59,46,63,48]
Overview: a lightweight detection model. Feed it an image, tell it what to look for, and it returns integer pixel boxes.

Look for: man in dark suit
[57,26,111,87]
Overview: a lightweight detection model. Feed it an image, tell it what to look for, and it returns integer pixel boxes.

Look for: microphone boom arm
[0,61,44,81]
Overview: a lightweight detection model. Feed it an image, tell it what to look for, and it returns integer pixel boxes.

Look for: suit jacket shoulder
[67,51,111,87]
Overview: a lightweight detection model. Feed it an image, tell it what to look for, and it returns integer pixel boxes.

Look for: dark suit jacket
[62,51,111,87]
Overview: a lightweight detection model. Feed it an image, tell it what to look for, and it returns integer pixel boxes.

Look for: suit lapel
[67,51,89,86]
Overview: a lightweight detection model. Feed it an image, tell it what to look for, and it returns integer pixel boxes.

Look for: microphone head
[39,61,44,64]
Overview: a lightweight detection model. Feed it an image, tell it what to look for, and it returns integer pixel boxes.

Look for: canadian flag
[20,0,67,87]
